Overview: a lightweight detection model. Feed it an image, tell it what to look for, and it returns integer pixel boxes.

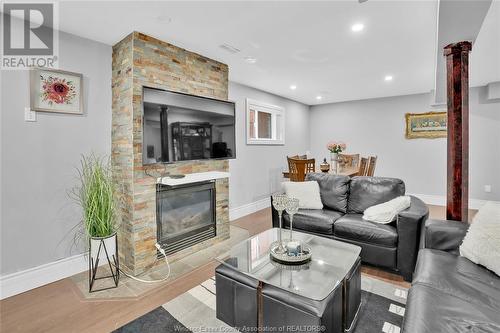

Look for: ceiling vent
[219,44,241,54]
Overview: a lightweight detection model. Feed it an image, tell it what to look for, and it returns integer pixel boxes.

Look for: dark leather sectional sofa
[272,173,429,281]
[403,219,500,332]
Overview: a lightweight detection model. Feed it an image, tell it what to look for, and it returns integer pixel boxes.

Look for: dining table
[282,166,359,179]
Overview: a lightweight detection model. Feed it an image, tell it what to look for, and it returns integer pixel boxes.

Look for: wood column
[444,41,472,222]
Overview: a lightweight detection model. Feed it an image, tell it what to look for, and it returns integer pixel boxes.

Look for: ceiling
[55,1,496,105]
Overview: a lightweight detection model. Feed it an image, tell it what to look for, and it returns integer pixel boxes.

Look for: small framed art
[30,68,83,114]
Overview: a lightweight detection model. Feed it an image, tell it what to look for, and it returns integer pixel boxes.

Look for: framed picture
[405,111,447,139]
[30,68,83,114]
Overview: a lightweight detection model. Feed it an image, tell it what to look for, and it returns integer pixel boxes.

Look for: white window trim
[246,98,285,145]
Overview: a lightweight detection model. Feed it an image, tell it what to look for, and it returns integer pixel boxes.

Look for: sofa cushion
[334,214,398,247]
[413,249,500,311]
[282,181,323,209]
[362,195,411,224]
[283,209,343,235]
[305,173,350,213]
[403,283,500,333]
[347,177,405,214]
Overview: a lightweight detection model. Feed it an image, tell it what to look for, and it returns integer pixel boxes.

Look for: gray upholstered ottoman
[215,228,362,332]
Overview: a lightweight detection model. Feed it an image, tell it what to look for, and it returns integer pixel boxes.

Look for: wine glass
[272,194,288,253]
[285,198,300,240]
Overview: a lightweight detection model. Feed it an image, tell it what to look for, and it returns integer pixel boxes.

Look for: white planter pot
[90,233,117,260]
[331,153,339,174]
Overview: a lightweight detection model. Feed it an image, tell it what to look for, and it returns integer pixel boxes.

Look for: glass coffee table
[215,228,362,333]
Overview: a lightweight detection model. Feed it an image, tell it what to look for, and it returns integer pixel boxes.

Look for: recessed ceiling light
[351,23,364,32]
[316,95,323,100]
[244,56,257,64]
[384,75,393,81]
[290,85,297,90]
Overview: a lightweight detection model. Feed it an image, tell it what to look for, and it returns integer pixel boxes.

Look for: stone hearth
[111,32,230,275]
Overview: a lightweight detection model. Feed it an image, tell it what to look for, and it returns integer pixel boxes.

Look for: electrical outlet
[484,185,492,193]
[24,107,36,122]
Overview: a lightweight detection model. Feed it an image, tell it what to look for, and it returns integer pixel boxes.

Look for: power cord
[113,243,171,283]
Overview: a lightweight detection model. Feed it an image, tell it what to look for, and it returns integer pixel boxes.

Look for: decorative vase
[272,194,288,254]
[331,152,339,174]
[89,232,119,292]
[285,198,300,241]
[320,158,330,173]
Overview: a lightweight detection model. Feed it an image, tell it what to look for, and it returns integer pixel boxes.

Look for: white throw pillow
[460,201,500,276]
[362,196,411,224]
[282,181,323,209]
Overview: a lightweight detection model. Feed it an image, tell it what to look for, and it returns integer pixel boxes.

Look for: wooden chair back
[339,154,360,169]
[366,156,377,176]
[357,157,368,176]
[287,157,315,182]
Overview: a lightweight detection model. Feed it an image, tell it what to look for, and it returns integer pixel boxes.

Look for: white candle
[286,241,301,256]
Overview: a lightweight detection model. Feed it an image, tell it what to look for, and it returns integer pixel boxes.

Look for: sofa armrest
[422,218,468,253]
[396,195,429,281]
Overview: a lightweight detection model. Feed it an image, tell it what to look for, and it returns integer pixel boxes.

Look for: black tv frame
[141,86,237,165]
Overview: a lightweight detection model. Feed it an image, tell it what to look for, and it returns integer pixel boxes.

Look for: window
[246,98,285,145]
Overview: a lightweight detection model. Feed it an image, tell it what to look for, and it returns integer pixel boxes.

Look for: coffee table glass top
[217,228,361,301]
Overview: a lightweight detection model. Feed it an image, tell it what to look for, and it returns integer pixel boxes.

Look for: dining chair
[339,154,360,170]
[357,157,368,176]
[287,157,315,182]
[288,154,307,160]
[366,156,378,176]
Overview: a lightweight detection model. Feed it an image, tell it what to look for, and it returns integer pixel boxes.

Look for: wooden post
[444,41,472,222]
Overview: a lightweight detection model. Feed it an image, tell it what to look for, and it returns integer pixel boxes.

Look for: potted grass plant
[70,154,119,291]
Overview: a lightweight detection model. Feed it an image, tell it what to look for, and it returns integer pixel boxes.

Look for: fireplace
[156,181,216,255]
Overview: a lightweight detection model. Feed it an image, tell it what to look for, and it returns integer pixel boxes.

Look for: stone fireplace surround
[112,32,230,275]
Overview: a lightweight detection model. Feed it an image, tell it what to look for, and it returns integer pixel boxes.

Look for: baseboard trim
[408,193,497,210]
[1,198,272,300]
[5,194,492,300]
[0,253,88,300]
[229,197,271,221]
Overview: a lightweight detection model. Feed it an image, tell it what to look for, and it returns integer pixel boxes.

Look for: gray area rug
[115,274,407,333]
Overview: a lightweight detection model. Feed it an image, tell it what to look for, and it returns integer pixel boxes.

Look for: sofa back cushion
[305,173,350,213]
[348,176,405,214]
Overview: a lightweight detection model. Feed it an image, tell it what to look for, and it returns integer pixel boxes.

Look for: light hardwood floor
[0,205,471,333]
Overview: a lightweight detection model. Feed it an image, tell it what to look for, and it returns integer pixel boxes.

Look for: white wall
[1,30,497,289]
[228,82,310,210]
[0,32,112,275]
[309,87,500,202]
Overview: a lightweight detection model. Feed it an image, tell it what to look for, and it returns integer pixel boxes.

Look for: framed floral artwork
[30,68,83,114]
[405,111,447,139]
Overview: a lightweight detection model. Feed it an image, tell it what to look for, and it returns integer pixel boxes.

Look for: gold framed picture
[405,111,447,139]
[30,68,83,114]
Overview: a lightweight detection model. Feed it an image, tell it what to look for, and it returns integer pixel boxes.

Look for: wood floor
[0,204,465,333]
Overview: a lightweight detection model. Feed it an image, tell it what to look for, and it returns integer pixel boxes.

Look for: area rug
[70,225,249,300]
[114,275,407,333]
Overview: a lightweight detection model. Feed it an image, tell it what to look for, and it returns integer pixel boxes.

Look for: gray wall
[228,82,310,208]
[309,86,500,201]
[1,30,497,277]
[0,32,112,275]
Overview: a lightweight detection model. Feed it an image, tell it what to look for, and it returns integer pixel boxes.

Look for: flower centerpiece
[326,141,347,174]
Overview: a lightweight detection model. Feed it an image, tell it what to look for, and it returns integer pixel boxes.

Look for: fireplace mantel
[158,171,230,186]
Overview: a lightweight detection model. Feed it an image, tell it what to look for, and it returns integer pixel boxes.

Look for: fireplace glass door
[156,181,216,255]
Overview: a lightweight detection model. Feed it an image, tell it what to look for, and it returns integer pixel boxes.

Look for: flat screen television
[142,87,236,165]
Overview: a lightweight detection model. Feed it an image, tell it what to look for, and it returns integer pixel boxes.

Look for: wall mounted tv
[142,87,236,165]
